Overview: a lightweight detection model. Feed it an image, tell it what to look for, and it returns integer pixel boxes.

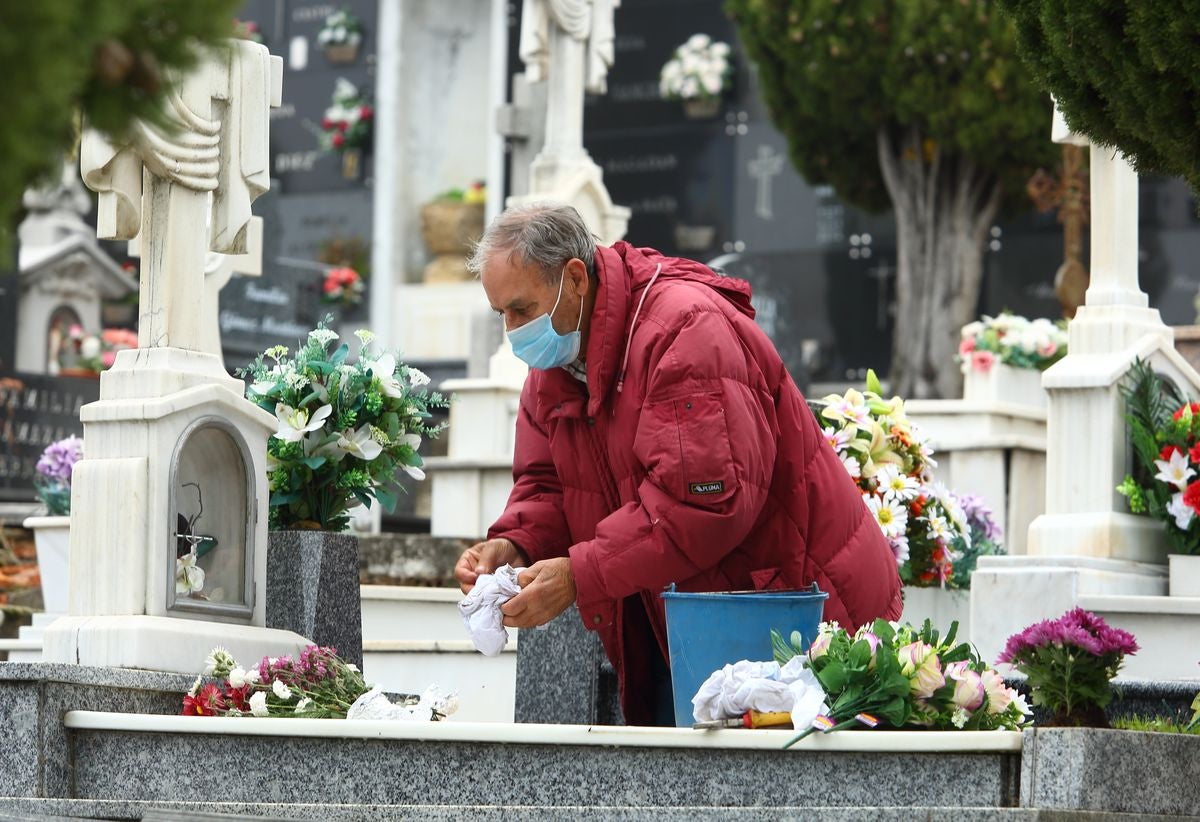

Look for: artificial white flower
[284,370,310,391]
[890,535,911,565]
[354,329,376,346]
[295,697,313,713]
[925,514,951,543]
[840,454,862,479]
[368,353,405,398]
[401,463,426,481]
[876,465,920,503]
[202,647,231,677]
[407,367,431,388]
[865,494,908,539]
[80,336,101,359]
[243,667,262,685]
[1167,491,1195,530]
[346,663,359,673]
[228,667,248,688]
[249,691,269,717]
[308,327,340,347]
[1154,449,1195,491]
[188,675,202,698]
[272,680,293,701]
[176,553,205,596]
[822,425,850,453]
[951,707,971,728]
[273,402,333,442]
[337,425,384,461]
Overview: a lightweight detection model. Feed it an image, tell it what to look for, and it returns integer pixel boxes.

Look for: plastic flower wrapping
[817,372,978,587]
[772,619,1030,747]
[238,319,447,532]
[320,78,372,153]
[659,33,733,102]
[997,608,1138,727]
[181,645,457,721]
[34,435,83,515]
[1116,359,1200,555]
[958,312,1068,374]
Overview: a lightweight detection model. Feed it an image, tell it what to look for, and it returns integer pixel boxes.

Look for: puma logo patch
[689,481,724,495]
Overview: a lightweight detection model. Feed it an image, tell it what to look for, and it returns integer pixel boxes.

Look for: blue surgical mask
[507,268,584,370]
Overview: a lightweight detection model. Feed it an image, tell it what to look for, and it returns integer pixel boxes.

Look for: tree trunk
[877,127,1004,399]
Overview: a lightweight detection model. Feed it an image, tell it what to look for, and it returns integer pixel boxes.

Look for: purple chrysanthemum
[35,436,83,484]
[997,608,1139,664]
[951,492,1003,542]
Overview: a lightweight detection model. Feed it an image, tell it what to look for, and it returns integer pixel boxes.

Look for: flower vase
[900,585,971,639]
[340,148,363,181]
[324,43,359,64]
[22,516,70,613]
[962,363,1047,408]
[1168,553,1200,597]
[682,97,721,119]
[266,530,363,667]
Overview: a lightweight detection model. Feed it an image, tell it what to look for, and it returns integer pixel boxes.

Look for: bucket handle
[661,581,821,596]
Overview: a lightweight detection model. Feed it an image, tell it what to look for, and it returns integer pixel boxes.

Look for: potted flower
[233,19,264,44]
[1116,358,1200,594]
[317,8,364,64]
[958,312,1068,407]
[55,326,137,378]
[659,34,733,119]
[419,183,486,283]
[997,607,1138,727]
[239,321,447,654]
[321,266,365,309]
[22,435,83,614]
[319,78,373,179]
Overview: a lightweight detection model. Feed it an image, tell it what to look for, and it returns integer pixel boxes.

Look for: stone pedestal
[970,555,1166,664]
[266,531,363,668]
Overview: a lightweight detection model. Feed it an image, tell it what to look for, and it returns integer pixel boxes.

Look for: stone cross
[80,41,283,352]
[748,145,784,220]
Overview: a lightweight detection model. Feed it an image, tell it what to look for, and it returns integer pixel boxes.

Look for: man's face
[482,251,576,335]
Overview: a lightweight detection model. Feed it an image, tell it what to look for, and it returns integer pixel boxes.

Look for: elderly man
[455,202,902,725]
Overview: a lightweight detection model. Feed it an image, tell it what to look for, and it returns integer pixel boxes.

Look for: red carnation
[331,132,345,148]
[1162,444,1182,461]
[1173,402,1200,421]
[321,117,334,130]
[910,496,926,518]
[359,105,373,121]
[1184,480,1200,515]
[225,685,252,712]
[337,120,349,132]
[1188,442,1200,465]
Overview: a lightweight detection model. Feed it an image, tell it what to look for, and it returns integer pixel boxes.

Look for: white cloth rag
[691,656,828,729]
[458,563,524,656]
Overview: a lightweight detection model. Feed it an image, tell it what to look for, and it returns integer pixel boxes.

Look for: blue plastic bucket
[660,583,828,727]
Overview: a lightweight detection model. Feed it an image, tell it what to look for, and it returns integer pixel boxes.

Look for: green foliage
[1116,358,1200,555]
[238,321,448,533]
[0,0,241,247]
[998,1,1200,195]
[1112,714,1200,735]
[726,0,1056,213]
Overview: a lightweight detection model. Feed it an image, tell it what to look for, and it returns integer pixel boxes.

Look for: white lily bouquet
[239,319,447,532]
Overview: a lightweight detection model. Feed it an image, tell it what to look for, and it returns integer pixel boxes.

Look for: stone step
[363,640,516,723]
[360,584,467,642]
[1078,594,1200,679]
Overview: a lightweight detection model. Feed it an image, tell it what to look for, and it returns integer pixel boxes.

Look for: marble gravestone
[41,39,311,674]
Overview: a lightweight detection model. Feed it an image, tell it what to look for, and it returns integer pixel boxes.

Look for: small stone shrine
[41,39,310,673]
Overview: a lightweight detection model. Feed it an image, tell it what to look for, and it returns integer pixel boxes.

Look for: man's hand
[500,557,577,629]
[454,538,526,594]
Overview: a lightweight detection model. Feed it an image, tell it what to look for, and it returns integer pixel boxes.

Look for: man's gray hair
[466,202,598,284]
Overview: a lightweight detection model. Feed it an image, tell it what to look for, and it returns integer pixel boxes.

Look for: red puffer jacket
[488,241,902,724]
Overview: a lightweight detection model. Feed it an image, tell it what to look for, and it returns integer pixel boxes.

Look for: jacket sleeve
[570,306,779,631]
[487,386,573,564]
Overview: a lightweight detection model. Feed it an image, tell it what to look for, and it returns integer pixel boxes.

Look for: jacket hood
[568,242,754,416]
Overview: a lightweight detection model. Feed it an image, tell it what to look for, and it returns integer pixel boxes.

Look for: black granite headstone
[0,373,97,504]
[0,269,17,372]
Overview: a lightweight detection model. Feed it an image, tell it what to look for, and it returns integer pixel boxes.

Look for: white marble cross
[748,145,784,220]
[80,41,283,352]
[1052,98,1143,311]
